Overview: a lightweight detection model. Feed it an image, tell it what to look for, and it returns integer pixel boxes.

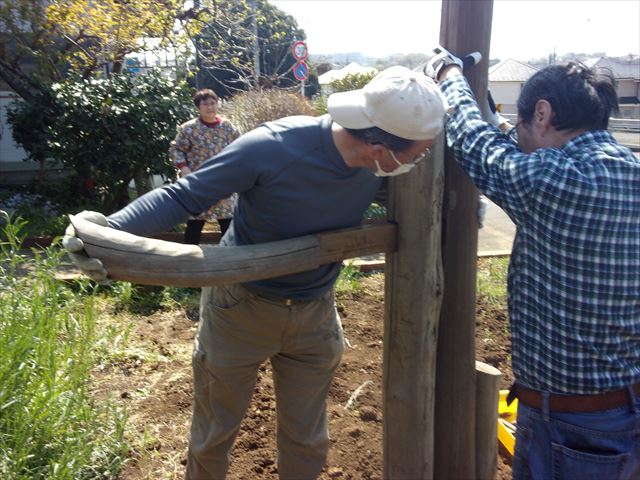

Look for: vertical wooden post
[475,361,501,480]
[383,135,445,478]
[434,1,494,479]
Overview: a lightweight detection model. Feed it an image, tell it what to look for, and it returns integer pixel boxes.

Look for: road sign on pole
[292,41,308,61]
[293,61,309,82]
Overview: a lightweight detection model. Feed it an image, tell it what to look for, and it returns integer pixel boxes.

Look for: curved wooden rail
[69,215,397,287]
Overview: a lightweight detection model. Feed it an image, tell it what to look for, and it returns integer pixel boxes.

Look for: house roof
[318,62,378,85]
[489,59,539,82]
[584,57,640,80]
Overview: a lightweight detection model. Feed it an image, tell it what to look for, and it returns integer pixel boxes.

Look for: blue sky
[270,0,640,61]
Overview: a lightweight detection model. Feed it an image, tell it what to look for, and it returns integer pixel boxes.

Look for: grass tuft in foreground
[0,214,128,479]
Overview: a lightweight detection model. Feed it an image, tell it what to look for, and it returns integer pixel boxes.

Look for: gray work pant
[186,283,344,480]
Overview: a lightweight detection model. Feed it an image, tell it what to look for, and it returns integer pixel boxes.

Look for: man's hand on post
[478,195,488,229]
[424,46,482,82]
[62,210,110,285]
[486,90,511,132]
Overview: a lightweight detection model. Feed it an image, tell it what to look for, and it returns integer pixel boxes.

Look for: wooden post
[475,361,501,480]
[434,1,494,479]
[383,135,445,478]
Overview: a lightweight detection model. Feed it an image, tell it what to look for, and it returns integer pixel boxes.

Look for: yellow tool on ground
[497,389,517,456]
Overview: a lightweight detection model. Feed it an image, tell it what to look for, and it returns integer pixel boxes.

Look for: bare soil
[92,272,513,480]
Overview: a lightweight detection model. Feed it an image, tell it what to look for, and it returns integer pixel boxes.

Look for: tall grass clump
[476,256,509,305]
[335,262,365,296]
[0,214,128,479]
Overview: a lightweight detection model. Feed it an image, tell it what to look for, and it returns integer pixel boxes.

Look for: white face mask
[373,150,417,177]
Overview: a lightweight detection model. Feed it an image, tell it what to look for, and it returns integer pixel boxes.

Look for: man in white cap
[63,66,447,479]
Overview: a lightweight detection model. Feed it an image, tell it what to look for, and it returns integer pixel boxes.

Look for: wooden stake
[475,361,501,480]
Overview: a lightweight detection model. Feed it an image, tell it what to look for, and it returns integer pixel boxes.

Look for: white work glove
[486,108,508,130]
[486,90,510,131]
[62,210,110,285]
[478,195,488,229]
[424,46,482,81]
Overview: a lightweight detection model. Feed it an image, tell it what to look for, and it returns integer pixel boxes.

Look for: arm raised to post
[69,215,397,287]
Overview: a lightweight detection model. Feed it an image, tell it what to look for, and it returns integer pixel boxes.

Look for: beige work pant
[186,283,344,480]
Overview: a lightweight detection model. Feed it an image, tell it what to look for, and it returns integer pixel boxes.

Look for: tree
[191,0,310,96]
[0,0,195,102]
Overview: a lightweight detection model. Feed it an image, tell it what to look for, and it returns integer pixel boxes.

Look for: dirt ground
[92,272,513,480]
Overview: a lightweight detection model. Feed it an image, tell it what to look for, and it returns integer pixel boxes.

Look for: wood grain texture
[70,215,396,287]
[435,1,495,478]
[383,136,445,479]
[475,361,501,480]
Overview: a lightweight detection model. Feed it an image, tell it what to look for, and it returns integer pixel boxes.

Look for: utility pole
[194,0,203,89]
[249,0,260,87]
[434,1,494,479]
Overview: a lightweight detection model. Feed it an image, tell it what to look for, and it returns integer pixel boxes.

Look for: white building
[0,91,34,185]
[318,62,377,97]
[489,56,640,119]
[488,59,539,115]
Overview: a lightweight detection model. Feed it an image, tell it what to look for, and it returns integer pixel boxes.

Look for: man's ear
[534,99,554,133]
[368,142,387,161]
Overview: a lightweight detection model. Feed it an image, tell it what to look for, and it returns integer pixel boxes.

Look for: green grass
[105,282,200,315]
[476,256,509,305]
[335,262,366,296]
[0,215,128,479]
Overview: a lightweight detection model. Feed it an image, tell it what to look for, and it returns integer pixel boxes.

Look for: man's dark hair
[517,62,619,131]
[344,127,414,152]
[193,89,219,107]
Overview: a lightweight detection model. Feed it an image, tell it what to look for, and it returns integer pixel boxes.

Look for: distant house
[318,62,378,97]
[584,56,640,119]
[489,56,640,120]
[488,59,539,115]
[585,56,640,104]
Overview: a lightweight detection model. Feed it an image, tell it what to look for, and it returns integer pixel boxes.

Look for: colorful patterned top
[169,116,240,219]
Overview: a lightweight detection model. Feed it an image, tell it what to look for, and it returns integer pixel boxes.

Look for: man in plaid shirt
[428,51,639,479]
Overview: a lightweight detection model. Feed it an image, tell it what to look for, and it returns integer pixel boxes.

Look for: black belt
[245,288,312,306]
[509,383,640,413]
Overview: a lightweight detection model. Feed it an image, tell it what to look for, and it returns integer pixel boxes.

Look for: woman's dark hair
[193,88,219,107]
[344,126,414,152]
[517,62,619,131]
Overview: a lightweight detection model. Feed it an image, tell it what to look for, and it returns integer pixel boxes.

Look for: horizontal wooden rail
[70,215,397,287]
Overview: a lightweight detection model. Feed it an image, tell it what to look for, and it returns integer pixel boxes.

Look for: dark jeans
[184,218,231,245]
[513,389,640,479]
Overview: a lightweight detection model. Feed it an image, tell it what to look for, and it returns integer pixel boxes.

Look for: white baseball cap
[327,66,449,141]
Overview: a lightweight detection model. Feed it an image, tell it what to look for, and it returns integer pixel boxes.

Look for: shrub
[0,189,69,237]
[8,70,194,213]
[329,72,377,94]
[315,72,378,115]
[220,88,317,133]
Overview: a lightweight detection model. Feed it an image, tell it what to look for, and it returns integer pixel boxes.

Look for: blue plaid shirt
[441,75,640,394]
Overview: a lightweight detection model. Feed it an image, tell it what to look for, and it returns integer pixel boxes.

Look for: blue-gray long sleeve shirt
[108,114,383,299]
